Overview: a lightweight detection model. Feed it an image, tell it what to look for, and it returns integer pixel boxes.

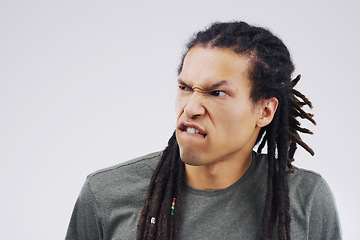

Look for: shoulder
[288,166,323,188]
[286,165,336,208]
[66,152,163,239]
[253,153,330,197]
[89,151,162,179]
[85,151,162,199]
[253,153,341,238]
[288,167,342,238]
[288,166,339,225]
[254,153,335,209]
[288,166,329,198]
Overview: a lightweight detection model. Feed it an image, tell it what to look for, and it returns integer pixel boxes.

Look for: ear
[256,97,278,127]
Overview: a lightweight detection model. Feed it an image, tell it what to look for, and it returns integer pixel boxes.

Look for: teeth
[186,127,199,134]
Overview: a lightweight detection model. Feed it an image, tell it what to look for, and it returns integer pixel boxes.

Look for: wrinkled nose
[184,92,205,118]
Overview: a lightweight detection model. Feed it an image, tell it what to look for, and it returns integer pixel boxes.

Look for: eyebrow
[177,79,234,92]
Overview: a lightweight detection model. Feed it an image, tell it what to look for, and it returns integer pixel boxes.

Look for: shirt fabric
[66,151,342,240]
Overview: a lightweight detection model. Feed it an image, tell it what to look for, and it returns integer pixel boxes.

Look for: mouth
[178,122,207,138]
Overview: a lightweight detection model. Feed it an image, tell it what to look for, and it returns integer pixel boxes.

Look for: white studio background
[1,1,359,239]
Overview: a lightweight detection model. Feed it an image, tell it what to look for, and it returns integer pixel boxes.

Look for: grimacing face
[175,46,273,167]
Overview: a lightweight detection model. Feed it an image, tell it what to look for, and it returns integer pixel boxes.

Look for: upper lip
[178,121,207,136]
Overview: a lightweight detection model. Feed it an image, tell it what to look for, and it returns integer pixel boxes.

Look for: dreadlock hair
[137,21,316,240]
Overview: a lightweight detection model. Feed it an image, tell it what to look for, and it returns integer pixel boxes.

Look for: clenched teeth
[186,127,199,134]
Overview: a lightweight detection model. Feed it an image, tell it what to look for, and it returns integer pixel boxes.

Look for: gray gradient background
[1,1,359,239]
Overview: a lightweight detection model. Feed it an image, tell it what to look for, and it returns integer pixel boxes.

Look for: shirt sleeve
[308,177,342,240]
[65,179,104,240]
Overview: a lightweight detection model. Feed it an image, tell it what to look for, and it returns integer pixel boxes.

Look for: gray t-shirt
[66,151,341,239]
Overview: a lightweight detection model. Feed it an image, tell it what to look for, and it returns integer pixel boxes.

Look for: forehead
[179,46,252,88]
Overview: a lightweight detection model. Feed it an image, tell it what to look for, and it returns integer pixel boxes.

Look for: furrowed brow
[177,79,233,92]
[177,79,190,87]
[204,81,230,91]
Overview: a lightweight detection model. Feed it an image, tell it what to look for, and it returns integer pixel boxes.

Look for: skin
[175,46,278,190]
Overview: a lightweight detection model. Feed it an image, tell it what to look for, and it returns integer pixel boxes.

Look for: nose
[184,91,205,118]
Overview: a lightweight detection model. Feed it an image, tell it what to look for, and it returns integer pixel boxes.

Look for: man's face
[175,46,263,167]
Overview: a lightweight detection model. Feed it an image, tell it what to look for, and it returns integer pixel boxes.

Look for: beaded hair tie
[171,198,176,215]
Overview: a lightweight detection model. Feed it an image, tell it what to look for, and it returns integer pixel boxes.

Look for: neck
[184,151,253,190]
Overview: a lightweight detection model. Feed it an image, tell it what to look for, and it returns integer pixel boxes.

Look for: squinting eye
[179,85,192,92]
[211,90,227,97]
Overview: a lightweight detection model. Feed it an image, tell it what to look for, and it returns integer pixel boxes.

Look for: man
[66,21,341,240]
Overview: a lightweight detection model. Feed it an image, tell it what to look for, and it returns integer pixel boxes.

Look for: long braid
[276,95,291,240]
[261,108,279,239]
[137,21,316,239]
[156,138,184,239]
[137,132,184,240]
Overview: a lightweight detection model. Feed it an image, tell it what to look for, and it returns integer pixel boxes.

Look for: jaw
[176,128,207,165]
[179,138,255,190]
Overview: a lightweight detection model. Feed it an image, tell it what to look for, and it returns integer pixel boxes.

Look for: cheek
[175,96,185,117]
[216,106,255,132]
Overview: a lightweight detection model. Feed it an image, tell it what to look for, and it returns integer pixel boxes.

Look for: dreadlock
[137,21,316,240]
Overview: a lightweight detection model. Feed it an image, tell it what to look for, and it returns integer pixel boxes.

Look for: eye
[210,90,227,97]
[178,85,192,92]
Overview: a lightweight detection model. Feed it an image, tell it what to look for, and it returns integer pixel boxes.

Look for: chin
[179,149,207,166]
[176,134,211,166]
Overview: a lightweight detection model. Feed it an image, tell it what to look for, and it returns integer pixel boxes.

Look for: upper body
[67,21,342,239]
[66,151,341,240]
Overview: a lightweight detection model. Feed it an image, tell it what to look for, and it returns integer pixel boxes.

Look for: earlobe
[257,97,278,127]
